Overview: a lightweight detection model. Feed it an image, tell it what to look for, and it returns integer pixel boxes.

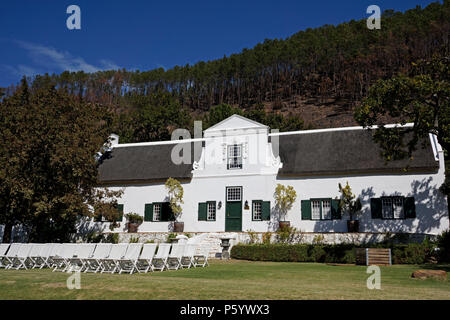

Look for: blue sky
[0,0,439,87]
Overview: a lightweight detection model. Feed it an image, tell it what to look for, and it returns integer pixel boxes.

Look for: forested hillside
[2,1,449,140]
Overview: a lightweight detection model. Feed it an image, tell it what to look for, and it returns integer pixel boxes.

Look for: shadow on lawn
[417,264,450,272]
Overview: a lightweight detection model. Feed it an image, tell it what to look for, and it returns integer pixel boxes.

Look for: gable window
[253,201,262,221]
[227,144,242,169]
[371,196,415,219]
[153,203,162,221]
[207,202,216,221]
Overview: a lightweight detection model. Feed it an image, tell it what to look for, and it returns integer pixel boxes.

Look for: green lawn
[0,260,449,300]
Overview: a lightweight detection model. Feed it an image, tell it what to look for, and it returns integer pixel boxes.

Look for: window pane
[207,202,216,221]
[227,144,242,169]
[153,204,161,221]
[227,187,242,201]
[311,200,321,220]
[253,201,262,220]
[393,197,404,219]
[382,198,393,219]
[322,200,331,220]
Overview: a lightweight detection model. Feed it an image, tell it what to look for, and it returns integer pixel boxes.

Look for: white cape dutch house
[95,115,448,236]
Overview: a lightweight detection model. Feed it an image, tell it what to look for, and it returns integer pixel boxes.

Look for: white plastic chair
[4,243,21,269]
[11,244,33,270]
[68,243,96,272]
[27,244,45,268]
[33,243,55,269]
[0,244,11,268]
[152,243,171,272]
[52,244,77,272]
[193,245,210,267]
[167,243,186,270]
[100,244,128,273]
[117,243,143,274]
[180,243,197,269]
[83,243,112,273]
[136,243,157,273]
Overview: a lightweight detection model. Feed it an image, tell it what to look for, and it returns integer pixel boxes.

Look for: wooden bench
[355,248,391,266]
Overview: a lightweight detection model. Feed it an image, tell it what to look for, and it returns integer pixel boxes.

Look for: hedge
[230,243,435,264]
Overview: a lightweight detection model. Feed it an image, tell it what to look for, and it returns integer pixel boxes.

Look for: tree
[0,77,122,242]
[354,54,450,199]
[338,182,362,221]
[274,184,297,222]
[165,177,184,222]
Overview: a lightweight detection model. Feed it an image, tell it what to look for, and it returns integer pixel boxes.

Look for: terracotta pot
[347,220,359,233]
[279,221,291,230]
[173,221,184,232]
[128,222,139,233]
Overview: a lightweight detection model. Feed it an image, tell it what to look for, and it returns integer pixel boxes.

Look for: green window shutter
[144,203,153,222]
[117,204,124,220]
[161,202,174,221]
[262,201,271,221]
[404,197,416,219]
[198,202,207,221]
[331,199,341,219]
[301,200,311,220]
[370,198,382,219]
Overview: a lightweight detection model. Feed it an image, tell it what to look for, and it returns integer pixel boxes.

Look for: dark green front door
[225,187,242,231]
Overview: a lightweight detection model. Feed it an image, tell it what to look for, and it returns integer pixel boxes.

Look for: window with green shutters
[301,199,341,220]
[144,203,153,221]
[117,204,124,221]
[198,201,219,221]
[144,202,174,222]
[371,196,415,219]
[252,200,270,221]
[198,202,207,221]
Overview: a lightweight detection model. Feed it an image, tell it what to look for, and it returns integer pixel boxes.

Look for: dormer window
[227,144,242,169]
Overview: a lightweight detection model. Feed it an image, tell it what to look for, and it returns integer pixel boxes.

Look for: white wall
[93,118,448,236]
[98,149,447,235]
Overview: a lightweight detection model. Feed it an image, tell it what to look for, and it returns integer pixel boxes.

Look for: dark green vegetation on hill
[3,2,449,134]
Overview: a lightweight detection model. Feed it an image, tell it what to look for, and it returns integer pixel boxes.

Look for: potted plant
[125,213,143,233]
[274,183,297,230]
[165,177,184,232]
[338,182,362,232]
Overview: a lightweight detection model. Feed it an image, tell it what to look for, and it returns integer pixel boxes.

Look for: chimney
[109,134,119,147]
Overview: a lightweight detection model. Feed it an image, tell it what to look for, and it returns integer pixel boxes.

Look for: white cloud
[13,40,119,74]
[3,64,39,77]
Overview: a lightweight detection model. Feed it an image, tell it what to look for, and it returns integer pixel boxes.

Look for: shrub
[125,213,143,225]
[275,226,298,244]
[166,233,177,243]
[436,229,450,262]
[129,236,139,243]
[262,232,272,244]
[85,231,103,243]
[105,233,119,244]
[247,230,259,244]
[309,245,326,262]
[231,243,433,264]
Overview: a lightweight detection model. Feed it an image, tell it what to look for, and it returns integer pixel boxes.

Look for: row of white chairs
[0,242,209,274]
